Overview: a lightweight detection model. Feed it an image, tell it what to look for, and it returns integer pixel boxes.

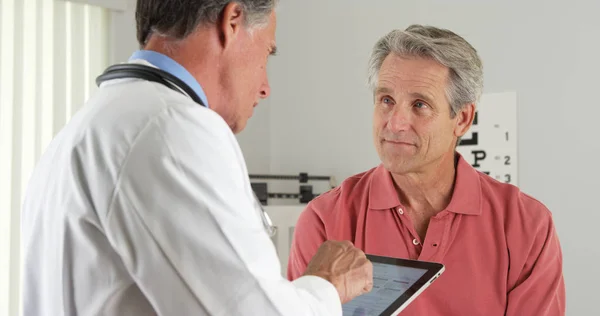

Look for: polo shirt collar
[368,153,482,215]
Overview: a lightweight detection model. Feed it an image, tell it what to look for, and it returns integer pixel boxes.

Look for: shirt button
[413,239,420,246]
[397,207,404,215]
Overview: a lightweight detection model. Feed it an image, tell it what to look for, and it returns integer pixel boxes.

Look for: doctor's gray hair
[136,0,278,47]
[367,25,484,117]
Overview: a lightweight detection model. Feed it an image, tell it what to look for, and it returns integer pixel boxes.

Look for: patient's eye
[414,101,429,109]
[380,96,394,106]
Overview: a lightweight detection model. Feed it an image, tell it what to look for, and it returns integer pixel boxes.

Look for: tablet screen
[342,262,428,316]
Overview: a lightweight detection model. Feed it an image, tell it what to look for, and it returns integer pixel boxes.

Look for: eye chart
[456,92,518,185]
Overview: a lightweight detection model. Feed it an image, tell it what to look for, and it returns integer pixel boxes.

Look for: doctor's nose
[259,79,271,99]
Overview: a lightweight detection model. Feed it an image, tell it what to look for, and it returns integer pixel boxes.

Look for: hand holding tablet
[342,255,445,316]
[302,241,443,315]
[304,240,374,303]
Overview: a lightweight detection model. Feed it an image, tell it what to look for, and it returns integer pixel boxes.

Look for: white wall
[106,0,137,64]
[236,0,600,315]
[236,96,272,173]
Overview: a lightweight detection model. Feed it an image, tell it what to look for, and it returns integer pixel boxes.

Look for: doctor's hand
[303,240,373,304]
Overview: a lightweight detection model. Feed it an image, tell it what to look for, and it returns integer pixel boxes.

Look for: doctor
[20,0,373,315]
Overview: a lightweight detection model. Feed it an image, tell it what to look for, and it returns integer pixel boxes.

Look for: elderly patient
[287,25,566,316]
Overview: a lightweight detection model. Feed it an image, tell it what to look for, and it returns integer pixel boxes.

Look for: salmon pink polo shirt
[288,155,565,316]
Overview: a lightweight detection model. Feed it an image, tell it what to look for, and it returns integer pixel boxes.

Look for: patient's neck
[391,153,457,215]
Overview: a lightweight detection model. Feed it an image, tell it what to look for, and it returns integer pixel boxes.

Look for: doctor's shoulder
[80,82,240,180]
[94,75,235,144]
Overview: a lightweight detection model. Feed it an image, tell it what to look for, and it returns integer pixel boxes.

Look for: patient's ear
[454,103,476,138]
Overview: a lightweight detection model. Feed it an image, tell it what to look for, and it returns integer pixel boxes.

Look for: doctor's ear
[218,2,245,48]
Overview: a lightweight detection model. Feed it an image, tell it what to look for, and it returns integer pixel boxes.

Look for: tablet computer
[342,254,445,316]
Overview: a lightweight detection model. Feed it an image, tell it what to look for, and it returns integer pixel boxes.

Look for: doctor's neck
[142,27,226,110]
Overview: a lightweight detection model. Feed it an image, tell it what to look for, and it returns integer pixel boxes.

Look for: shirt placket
[392,206,422,260]
[419,211,453,262]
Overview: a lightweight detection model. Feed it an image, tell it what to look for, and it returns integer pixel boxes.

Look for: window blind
[0,0,110,314]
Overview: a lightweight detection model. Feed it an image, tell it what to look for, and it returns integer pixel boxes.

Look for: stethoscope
[96,63,277,237]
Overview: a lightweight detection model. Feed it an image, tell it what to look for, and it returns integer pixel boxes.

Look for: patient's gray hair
[367,24,484,117]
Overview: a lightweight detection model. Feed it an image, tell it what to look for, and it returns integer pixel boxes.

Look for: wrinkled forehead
[376,54,451,103]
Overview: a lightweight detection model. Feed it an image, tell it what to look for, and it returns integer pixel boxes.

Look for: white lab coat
[20,60,341,315]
